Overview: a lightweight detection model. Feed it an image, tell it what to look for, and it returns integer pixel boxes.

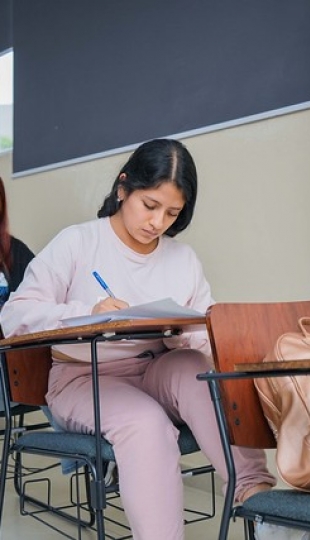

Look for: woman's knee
[107,397,179,446]
[157,348,211,378]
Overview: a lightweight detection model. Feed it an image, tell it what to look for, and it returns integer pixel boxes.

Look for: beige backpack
[254,317,310,490]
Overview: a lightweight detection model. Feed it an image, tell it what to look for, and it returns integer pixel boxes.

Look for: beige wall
[0,108,309,302]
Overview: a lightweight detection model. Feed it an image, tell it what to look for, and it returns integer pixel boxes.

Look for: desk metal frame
[0,316,205,538]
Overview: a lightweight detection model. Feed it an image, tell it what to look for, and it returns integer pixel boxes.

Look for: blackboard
[0,0,12,54]
[13,0,310,176]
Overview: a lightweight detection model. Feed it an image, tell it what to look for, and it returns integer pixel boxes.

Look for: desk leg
[0,353,12,526]
[90,337,106,539]
[208,377,235,540]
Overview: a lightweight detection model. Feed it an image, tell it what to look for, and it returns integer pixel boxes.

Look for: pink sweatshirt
[1,218,214,363]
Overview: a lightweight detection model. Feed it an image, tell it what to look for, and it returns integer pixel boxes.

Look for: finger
[113,299,129,310]
[91,297,129,315]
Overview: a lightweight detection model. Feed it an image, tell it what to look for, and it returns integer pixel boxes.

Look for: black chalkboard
[0,0,12,53]
[13,0,310,175]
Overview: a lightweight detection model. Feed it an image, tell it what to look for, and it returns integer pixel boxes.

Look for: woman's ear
[117,173,127,202]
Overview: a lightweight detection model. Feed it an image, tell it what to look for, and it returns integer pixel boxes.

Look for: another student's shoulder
[10,236,34,259]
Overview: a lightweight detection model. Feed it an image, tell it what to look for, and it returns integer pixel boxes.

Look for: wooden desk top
[0,316,206,350]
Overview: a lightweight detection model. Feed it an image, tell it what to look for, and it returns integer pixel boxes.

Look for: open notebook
[62,298,204,327]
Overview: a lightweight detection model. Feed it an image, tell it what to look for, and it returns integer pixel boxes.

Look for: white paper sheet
[61,298,203,327]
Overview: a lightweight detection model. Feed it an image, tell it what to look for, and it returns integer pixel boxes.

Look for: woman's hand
[91,297,129,315]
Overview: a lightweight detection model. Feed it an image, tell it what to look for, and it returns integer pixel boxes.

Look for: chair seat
[236,489,310,524]
[13,423,200,465]
[0,404,50,436]
[13,430,116,462]
[0,404,39,416]
[177,424,200,454]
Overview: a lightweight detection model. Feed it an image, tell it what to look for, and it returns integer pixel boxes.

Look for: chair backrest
[5,347,52,406]
[207,300,310,448]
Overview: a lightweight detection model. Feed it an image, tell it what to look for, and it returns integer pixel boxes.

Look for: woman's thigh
[49,371,179,443]
[142,348,211,422]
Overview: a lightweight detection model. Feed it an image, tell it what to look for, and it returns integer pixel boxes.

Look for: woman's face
[111,181,185,254]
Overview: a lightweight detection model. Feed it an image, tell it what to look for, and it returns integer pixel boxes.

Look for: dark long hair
[97,139,198,237]
[0,178,11,274]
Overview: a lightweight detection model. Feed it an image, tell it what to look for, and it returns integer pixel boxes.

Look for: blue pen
[92,271,116,299]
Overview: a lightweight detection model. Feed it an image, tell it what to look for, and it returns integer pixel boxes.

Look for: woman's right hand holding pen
[91,270,129,315]
[91,296,129,315]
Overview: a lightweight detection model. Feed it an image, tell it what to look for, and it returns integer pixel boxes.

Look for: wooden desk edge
[0,316,207,349]
[235,359,310,372]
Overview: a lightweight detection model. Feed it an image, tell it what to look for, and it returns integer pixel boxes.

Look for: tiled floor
[0,412,245,539]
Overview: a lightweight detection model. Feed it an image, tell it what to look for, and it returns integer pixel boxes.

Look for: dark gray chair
[198,300,310,540]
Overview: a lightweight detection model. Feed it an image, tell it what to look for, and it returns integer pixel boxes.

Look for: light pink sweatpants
[47,349,276,540]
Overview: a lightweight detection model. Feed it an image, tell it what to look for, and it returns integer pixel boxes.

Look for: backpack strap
[298,317,310,338]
